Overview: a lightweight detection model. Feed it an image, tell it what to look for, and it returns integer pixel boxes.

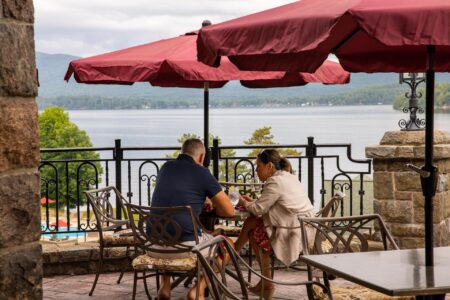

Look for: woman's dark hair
[257,149,292,173]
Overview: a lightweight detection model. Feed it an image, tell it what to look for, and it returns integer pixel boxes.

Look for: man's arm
[211,191,234,217]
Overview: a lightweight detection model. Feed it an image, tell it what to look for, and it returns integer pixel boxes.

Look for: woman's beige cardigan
[242,170,314,266]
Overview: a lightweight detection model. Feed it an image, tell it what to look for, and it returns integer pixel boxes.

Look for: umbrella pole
[203,81,210,167]
[423,45,437,267]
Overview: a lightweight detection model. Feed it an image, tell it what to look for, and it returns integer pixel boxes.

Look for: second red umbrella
[65,25,349,160]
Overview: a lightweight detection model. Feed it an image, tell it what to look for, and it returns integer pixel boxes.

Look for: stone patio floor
[44,269,450,300]
[43,269,337,300]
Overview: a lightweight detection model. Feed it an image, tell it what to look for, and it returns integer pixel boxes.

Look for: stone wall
[0,0,42,298]
[366,131,450,249]
[42,241,131,276]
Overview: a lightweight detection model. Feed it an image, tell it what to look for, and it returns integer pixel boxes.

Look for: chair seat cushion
[102,229,135,246]
[214,225,242,236]
[313,284,414,300]
[132,254,197,271]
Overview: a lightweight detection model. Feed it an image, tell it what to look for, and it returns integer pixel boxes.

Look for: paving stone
[44,270,450,300]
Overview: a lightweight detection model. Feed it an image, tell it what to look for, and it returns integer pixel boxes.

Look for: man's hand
[211,191,234,217]
[203,198,214,212]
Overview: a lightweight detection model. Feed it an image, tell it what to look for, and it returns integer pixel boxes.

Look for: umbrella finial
[202,20,212,27]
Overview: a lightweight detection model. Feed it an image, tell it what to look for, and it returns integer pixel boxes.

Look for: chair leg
[89,246,104,296]
[183,273,194,287]
[143,271,151,299]
[156,270,160,292]
[323,272,334,300]
[117,246,131,284]
[172,274,188,289]
[306,266,316,300]
[270,254,275,280]
[132,270,138,300]
[117,271,125,284]
[248,245,253,283]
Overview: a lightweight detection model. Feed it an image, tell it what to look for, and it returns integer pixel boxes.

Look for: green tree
[244,126,300,157]
[39,106,103,208]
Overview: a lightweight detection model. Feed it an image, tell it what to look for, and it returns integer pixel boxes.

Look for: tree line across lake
[37,83,450,111]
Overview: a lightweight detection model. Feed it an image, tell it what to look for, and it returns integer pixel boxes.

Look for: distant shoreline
[39,103,393,110]
[36,103,450,113]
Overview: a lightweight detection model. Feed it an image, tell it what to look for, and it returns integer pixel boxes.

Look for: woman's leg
[249,236,274,289]
[234,215,259,252]
[187,277,207,300]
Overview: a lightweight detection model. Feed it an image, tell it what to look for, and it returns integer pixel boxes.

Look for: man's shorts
[148,232,214,259]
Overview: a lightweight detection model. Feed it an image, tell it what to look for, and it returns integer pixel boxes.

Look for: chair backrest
[192,235,328,300]
[125,203,200,254]
[85,186,129,235]
[315,192,344,218]
[300,214,399,256]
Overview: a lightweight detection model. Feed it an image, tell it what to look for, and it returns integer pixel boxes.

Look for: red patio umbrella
[40,197,56,205]
[64,30,349,87]
[197,0,450,266]
[64,26,349,158]
[197,0,450,73]
[50,220,68,228]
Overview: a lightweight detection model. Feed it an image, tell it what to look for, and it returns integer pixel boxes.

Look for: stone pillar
[366,131,450,249]
[0,1,42,299]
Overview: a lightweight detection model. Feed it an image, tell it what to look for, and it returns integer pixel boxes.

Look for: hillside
[36,52,450,109]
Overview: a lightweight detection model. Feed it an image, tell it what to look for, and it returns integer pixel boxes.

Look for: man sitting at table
[151,138,234,300]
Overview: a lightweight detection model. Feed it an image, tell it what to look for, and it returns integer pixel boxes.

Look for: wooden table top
[300,246,450,297]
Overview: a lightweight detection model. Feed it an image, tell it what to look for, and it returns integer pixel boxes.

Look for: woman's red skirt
[253,218,273,253]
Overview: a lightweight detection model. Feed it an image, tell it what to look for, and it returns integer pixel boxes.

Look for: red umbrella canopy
[65,31,349,88]
[241,64,349,88]
[197,0,450,73]
[40,197,56,205]
[50,220,68,227]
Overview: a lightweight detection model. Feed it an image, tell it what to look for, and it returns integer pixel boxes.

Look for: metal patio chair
[263,192,345,280]
[85,186,134,296]
[300,214,400,300]
[125,203,202,300]
[192,235,328,300]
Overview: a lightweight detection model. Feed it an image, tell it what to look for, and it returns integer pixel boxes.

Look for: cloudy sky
[35,0,294,57]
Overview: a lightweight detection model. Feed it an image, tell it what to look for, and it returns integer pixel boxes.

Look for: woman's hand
[238,194,254,206]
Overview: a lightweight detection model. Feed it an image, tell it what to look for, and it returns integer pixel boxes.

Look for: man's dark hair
[181,138,205,158]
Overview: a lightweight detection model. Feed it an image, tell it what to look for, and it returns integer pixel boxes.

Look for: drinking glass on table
[228,188,240,206]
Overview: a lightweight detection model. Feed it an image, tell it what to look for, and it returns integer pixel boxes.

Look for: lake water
[68,105,450,160]
[63,106,450,210]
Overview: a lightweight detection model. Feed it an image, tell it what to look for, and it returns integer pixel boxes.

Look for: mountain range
[36,52,450,109]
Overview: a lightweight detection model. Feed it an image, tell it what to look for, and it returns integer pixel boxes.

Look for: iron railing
[40,137,371,235]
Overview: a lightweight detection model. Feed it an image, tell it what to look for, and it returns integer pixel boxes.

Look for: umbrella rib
[332,28,360,53]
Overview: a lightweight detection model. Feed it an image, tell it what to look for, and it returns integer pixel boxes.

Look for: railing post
[212,138,219,179]
[114,139,123,220]
[306,136,316,205]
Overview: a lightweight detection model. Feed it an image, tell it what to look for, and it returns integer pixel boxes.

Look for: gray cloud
[35,0,294,57]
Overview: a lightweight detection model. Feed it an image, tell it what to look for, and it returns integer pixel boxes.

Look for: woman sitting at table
[235,149,314,299]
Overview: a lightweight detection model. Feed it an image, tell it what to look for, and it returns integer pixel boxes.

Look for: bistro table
[200,209,250,231]
[299,246,450,299]
[200,181,259,231]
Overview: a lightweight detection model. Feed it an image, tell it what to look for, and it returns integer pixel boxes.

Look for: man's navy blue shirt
[151,154,222,241]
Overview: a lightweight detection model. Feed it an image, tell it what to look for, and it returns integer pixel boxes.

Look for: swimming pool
[41,227,87,239]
